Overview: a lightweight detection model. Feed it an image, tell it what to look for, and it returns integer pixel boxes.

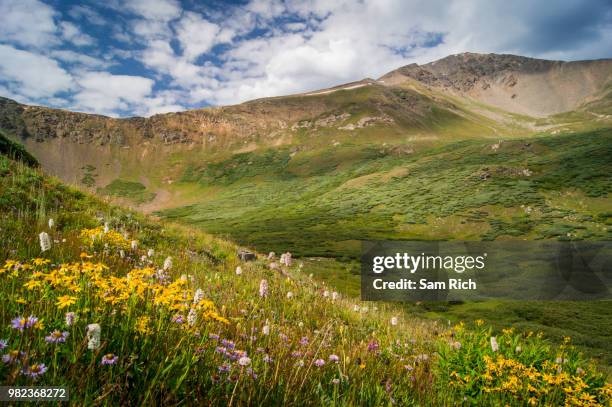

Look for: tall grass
[0,155,610,405]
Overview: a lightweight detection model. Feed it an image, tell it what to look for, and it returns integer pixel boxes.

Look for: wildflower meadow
[1,146,611,405]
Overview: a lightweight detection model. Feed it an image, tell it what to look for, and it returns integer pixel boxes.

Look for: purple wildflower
[246,367,258,379]
[299,336,309,346]
[22,363,47,378]
[25,316,38,328]
[11,317,26,331]
[314,359,325,367]
[101,354,118,365]
[329,354,340,363]
[215,346,227,354]
[263,355,273,363]
[367,340,380,353]
[291,351,303,358]
[0,339,7,350]
[218,363,231,373]
[2,350,23,364]
[45,330,69,343]
[221,339,235,350]
[171,314,184,324]
[208,333,220,341]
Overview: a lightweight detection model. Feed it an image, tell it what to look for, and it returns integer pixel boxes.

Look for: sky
[0,0,611,117]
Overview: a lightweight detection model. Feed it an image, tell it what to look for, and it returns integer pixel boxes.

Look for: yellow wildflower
[56,295,77,309]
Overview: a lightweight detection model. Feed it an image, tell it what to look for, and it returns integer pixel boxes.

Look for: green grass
[160,129,612,258]
[157,129,612,377]
[98,179,156,203]
[1,150,610,405]
[0,130,38,167]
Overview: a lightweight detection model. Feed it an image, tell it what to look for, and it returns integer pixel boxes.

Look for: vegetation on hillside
[161,130,612,258]
[0,130,38,167]
[1,148,610,405]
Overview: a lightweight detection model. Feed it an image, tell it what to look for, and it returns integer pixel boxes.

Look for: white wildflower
[323,290,329,298]
[259,279,268,297]
[119,250,125,258]
[286,291,293,299]
[86,324,101,350]
[163,256,173,270]
[187,308,197,326]
[515,346,522,353]
[280,252,292,267]
[268,251,275,260]
[262,325,270,335]
[65,312,77,326]
[39,232,51,252]
[238,356,251,366]
[490,336,499,352]
[353,305,360,312]
[48,218,54,229]
[130,240,138,250]
[390,317,398,326]
[235,266,242,275]
[331,292,339,301]
[193,288,205,304]
[147,249,154,257]
[103,223,109,233]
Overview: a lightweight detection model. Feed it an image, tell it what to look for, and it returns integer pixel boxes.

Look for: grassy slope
[160,130,612,257]
[0,131,610,404]
[158,129,612,371]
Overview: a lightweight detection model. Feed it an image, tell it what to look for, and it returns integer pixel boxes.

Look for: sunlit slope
[159,129,612,257]
[1,131,610,405]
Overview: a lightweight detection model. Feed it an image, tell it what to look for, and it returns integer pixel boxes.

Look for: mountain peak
[379,52,612,116]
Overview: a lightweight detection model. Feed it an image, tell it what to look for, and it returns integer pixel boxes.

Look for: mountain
[380,52,612,117]
[0,52,610,257]
[1,52,612,384]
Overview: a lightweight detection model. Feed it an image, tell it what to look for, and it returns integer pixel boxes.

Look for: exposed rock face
[379,52,612,117]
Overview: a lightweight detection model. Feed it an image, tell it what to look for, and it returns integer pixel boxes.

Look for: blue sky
[0,0,611,117]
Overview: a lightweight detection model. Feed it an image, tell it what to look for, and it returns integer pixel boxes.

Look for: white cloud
[1,0,611,117]
[0,0,58,48]
[0,44,74,99]
[50,50,113,69]
[60,22,96,47]
[74,72,154,115]
[68,5,107,26]
[176,12,221,61]
[123,0,181,22]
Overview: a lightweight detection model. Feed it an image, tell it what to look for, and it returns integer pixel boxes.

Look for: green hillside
[1,135,610,404]
[159,129,612,258]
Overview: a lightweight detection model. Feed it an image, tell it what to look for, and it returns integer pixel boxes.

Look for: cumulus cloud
[60,22,96,47]
[0,0,611,116]
[176,12,222,61]
[122,0,182,22]
[0,0,58,48]
[73,72,154,115]
[0,44,74,99]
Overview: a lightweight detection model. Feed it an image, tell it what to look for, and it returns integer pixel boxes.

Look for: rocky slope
[379,53,612,117]
[0,52,610,195]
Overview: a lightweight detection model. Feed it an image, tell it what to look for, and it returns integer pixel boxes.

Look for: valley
[1,52,611,372]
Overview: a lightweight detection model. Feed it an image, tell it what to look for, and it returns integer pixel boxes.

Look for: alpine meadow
[1,4,612,404]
